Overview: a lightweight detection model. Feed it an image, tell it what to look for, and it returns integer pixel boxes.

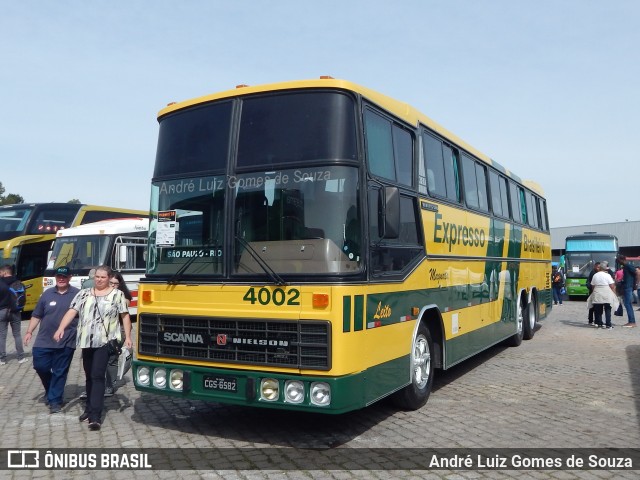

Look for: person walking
[551,266,564,305]
[617,255,637,327]
[79,271,133,399]
[53,265,133,431]
[588,261,618,329]
[23,266,79,413]
[0,264,27,365]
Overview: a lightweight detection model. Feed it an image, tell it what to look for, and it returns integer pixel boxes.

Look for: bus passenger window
[365,109,414,187]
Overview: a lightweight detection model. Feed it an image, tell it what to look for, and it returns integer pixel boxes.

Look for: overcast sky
[1,1,638,228]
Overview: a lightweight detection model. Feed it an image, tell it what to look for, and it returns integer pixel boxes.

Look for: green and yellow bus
[133,78,551,413]
[0,203,147,313]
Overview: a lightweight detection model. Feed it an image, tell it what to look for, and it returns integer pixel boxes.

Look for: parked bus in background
[133,78,551,414]
[0,203,147,314]
[564,234,619,299]
[43,217,148,318]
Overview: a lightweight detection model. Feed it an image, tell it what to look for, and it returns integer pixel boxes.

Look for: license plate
[203,375,237,393]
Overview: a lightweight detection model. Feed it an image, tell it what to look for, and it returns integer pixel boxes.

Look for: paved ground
[0,299,638,479]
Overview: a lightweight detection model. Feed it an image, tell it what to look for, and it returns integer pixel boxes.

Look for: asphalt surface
[0,299,638,479]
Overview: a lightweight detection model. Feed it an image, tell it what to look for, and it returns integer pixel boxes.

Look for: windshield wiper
[168,238,218,285]
[235,235,286,286]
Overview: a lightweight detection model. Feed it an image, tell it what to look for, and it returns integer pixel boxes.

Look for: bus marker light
[312,293,329,308]
[260,378,279,401]
[236,84,249,89]
[137,367,150,386]
[142,290,152,303]
[320,75,334,79]
[170,370,184,391]
[310,382,331,406]
[153,368,167,389]
[284,380,305,403]
[411,307,420,316]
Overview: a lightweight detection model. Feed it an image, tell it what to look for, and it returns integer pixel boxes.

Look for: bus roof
[157,77,532,191]
[53,217,149,238]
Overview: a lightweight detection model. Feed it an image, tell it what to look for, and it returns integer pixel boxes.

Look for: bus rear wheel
[523,296,537,340]
[392,323,434,411]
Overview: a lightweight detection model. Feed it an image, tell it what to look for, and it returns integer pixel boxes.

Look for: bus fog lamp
[170,370,184,391]
[284,380,305,403]
[153,368,167,389]
[137,366,150,386]
[260,378,280,401]
[310,382,331,406]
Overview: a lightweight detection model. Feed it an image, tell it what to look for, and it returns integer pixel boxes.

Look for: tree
[0,181,24,205]
[67,199,81,204]
[2,193,24,205]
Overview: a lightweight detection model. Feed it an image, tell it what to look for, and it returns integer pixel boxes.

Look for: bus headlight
[310,382,331,406]
[170,370,184,391]
[260,378,280,401]
[137,366,150,387]
[153,368,167,389]
[284,380,305,404]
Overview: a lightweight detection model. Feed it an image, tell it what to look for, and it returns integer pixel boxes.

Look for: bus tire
[506,296,524,347]
[392,323,434,411]
[523,296,537,340]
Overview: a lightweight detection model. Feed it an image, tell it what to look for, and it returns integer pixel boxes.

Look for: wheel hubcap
[413,336,431,389]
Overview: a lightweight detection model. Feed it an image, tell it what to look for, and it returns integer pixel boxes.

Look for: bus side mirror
[379,186,400,239]
[118,245,128,264]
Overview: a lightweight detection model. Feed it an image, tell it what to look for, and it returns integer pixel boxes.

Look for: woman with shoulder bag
[54,265,132,431]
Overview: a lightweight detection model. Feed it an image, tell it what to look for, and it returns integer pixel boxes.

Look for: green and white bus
[564,234,618,298]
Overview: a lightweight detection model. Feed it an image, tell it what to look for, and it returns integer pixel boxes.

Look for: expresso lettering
[433,213,486,252]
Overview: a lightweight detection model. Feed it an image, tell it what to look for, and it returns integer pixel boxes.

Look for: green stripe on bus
[343,296,351,333]
[354,295,364,331]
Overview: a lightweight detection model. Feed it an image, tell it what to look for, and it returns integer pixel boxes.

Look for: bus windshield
[0,206,32,240]
[147,166,361,277]
[48,235,113,271]
[0,203,82,241]
[148,90,361,279]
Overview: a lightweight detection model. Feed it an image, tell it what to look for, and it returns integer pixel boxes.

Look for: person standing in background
[588,261,618,329]
[617,255,637,327]
[105,271,132,395]
[0,264,26,365]
[81,268,96,289]
[552,266,564,305]
[586,262,600,325]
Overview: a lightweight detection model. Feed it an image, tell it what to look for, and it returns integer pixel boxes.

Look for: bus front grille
[138,314,331,370]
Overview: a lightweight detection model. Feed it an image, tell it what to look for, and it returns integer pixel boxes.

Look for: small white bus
[43,217,148,318]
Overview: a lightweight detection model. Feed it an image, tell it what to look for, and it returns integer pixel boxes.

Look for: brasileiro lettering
[523,233,545,254]
[433,213,486,252]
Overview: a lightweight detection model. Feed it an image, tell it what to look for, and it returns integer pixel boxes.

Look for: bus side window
[508,181,521,223]
[422,130,461,204]
[365,109,414,187]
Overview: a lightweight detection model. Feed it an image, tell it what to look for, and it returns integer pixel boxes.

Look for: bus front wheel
[506,296,524,347]
[392,323,434,411]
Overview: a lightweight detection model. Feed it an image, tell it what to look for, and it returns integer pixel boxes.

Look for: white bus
[43,217,148,317]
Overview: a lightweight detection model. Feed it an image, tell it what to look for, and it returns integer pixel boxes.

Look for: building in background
[551,221,640,262]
